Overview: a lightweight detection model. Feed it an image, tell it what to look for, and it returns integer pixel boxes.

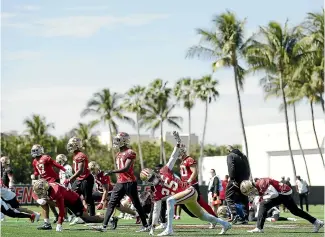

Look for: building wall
[164,132,199,146]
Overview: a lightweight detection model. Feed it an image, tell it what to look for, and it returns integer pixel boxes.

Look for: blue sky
[1,0,324,145]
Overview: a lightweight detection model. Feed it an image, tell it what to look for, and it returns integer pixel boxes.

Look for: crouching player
[140,143,231,236]
[32,179,118,231]
[240,178,324,233]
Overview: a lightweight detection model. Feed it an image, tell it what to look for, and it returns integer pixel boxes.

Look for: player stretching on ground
[240,178,324,233]
[140,138,231,236]
[93,132,149,232]
[31,144,66,224]
[64,137,95,216]
[32,179,118,232]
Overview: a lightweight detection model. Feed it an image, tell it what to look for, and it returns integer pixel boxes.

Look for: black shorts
[67,198,84,217]
[72,174,94,201]
[5,197,19,209]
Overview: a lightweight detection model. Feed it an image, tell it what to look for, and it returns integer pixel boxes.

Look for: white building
[201,119,325,186]
[164,132,199,146]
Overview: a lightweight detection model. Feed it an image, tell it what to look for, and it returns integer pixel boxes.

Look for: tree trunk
[136,113,144,171]
[108,123,116,169]
[188,108,191,154]
[293,103,311,185]
[199,98,209,185]
[233,66,252,180]
[310,101,325,168]
[280,76,296,183]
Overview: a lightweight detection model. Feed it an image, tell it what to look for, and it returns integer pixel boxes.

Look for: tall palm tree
[71,120,101,154]
[123,85,147,170]
[81,89,134,168]
[187,11,250,166]
[194,75,219,185]
[23,114,55,145]
[174,78,197,153]
[244,21,299,182]
[143,79,182,164]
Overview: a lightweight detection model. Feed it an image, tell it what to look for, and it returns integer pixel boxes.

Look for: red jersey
[153,166,191,201]
[180,156,198,185]
[32,155,65,182]
[116,148,136,183]
[32,183,80,224]
[73,152,90,180]
[95,171,113,193]
[255,178,292,196]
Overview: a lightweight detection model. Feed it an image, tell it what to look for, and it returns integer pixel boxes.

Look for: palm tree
[244,21,299,182]
[123,85,147,170]
[81,89,134,168]
[174,78,197,153]
[194,75,219,185]
[187,11,250,165]
[143,79,182,164]
[23,114,55,145]
[71,120,101,154]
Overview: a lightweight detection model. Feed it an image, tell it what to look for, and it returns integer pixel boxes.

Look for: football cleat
[313,220,324,233]
[247,228,264,233]
[136,226,151,233]
[155,223,167,230]
[110,217,119,230]
[157,229,173,236]
[92,225,107,232]
[37,223,52,230]
[218,223,232,235]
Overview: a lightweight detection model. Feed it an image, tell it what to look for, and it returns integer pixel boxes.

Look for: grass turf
[1,205,324,237]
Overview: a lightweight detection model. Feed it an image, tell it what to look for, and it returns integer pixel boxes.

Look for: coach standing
[225,145,250,223]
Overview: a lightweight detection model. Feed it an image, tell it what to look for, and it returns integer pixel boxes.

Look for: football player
[0,156,14,190]
[0,198,36,222]
[64,137,95,216]
[240,178,324,233]
[32,179,118,232]
[140,144,231,236]
[31,144,66,223]
[93,132,149,232]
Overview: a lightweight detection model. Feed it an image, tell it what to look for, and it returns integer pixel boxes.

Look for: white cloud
[4,51,42,61]
[5,14,169,37]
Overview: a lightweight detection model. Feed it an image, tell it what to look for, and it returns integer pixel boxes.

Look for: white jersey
[1,187,16,201]
[59,164,73,184]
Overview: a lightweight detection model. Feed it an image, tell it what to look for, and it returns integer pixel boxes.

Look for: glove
[104,170,113,176]
[96,202,104,210]
[63,179,70,187]
[56,224,62,232]
[149,226,154,236]
[30,174,36,180]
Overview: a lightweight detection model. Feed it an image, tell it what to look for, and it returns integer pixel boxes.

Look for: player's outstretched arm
[166,146,180,170]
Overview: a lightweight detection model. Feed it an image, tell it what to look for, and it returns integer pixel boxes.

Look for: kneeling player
[140,144,231,236]
[240,178,323,233]
[32,179,118,231]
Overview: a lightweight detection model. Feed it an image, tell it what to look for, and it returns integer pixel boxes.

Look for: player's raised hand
[104,170,113,176]
[172,131,181,145]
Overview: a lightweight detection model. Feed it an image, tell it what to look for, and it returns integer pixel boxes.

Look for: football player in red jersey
[64,137,95,216]
[140,143,231,236]
[32,179,118,232]
[31,144,65,223]
[240,178,324,233]
[93,132,149,232]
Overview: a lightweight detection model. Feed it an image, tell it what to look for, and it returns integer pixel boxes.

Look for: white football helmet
[67,137,83,153]
[217,206,229,218]
[112,132,130,149]
[33,179,50,199]
[88,161,100,174]
[31,144,44,158]
[140,168,160,186]
[240,180,258,196]
[0,156,10,165]
[56,154,67,165]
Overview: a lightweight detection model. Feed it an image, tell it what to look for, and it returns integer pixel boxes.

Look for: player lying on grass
[0,183,40,222]
[32,179,118,231]
[140,142,231,236]
[248,196,297,222]
[240,178,324,233]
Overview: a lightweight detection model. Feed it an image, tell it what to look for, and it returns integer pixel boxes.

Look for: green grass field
[1,205,324,237]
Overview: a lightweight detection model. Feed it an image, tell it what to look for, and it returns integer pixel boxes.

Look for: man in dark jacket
[225,145,250,224]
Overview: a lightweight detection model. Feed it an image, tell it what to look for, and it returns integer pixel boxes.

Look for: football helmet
[0,156,10,165]
[56,154,67,165]
[140,168,160,186]
[240,180,258,196]
[33,179,50,199]
[31,144,44,158]
[112,132,130,149]
[217,206,228,218]
[88,161,100,174]
[67,137,83,153]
